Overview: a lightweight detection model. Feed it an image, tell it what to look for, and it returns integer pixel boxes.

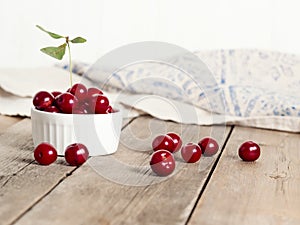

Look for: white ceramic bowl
[31,107,123,156]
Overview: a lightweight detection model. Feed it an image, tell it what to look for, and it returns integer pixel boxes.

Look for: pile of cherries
[33,83,115,114]
[34,142,89,166]
[32,83,115,166]
[150,133,261,177]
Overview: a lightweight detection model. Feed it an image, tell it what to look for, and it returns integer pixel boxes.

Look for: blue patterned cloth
[62,49,300,131]
[196,49,300,118]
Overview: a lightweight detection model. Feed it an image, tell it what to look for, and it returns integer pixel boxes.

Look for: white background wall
[0,0,299,68]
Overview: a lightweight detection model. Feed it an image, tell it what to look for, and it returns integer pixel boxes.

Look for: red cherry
[238,141,260,161]
[166,132,182,152]
[55,92,79,114]
[73,106,89,114]
[152,135,175,152]
[33,91,54,110]
[64,143,89,166]
[150,150,175,176]
[198,137,219,156]
[51,91,62,98]
[44,105,61,113]
[105,105,115,113]
[87,87,103,96]
[89,94,109,114]
[70,83,88,101]
[181,143,202,163]
[73,100,90,114]
[34,142,57,165]
[85,87,104,106]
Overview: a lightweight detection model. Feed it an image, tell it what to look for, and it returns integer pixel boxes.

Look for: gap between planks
[0,116,134,225]
[184,125,234,225]
[188,126,300,225]
[14,116,231,225]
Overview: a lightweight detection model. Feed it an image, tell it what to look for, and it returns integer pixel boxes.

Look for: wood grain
[189,126,300,225]
[0,119,76,224]
[0,116,133,225]
[15,116,230,225]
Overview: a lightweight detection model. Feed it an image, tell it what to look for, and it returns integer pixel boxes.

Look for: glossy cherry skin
[44,105,61,113]
[73,106,89,114]
[166,132,182,152]
[34,142,57,165]
[198,137,219,156]
[89,94,109,114]
[33,91,54,110]
[55,92,79,114]
[106,105,114,113]
[150,150,175,176]
[238,141,260,161]
[64,143,89,166]
[51,91,62,98]
[181,143,202,163]
[70,83,88,101]
[87,87,103,96]
[152,135,175,152]
[85,87,103,105]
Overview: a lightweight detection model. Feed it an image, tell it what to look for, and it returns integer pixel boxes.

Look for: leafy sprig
[36,25,86,87]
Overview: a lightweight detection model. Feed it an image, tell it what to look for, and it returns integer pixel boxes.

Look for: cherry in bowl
[33,91,54,110]
[55,92,79,114]
[150,150,175,176]
[69,83,88,102]
[238,141,260,161]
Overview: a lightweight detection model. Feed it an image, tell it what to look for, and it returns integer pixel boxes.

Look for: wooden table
[0,114,299,225]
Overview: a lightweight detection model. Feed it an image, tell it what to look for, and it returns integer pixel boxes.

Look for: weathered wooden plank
[15,116,231,225]
[189,126,300,225]
[0,116,134,225]
[0,119,75,224]
[0,115,22,135]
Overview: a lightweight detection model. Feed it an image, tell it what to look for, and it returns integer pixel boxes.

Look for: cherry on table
[55,92,79,114]
[150,150,175,176]
[33,91,54,110]
[64,143,89,166]
[181,143,202,163]
[34,142,57,165]
[198,137,219,156]
[238,141,260,161]
[152,134,174,153]
[166,132,182,152]
[70,83,88,101]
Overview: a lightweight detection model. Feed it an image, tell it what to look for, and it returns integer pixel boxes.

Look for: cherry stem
[66,37,73,87]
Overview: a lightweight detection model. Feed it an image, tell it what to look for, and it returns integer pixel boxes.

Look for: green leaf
[36,25,64,39]
[70,37,87,43]
[40,44,67,60]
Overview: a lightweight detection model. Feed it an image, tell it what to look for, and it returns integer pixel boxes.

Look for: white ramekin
[31,107,123,156]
